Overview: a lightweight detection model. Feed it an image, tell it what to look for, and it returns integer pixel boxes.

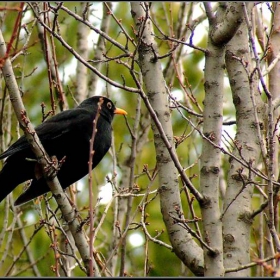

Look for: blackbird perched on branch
[0,96,127,206]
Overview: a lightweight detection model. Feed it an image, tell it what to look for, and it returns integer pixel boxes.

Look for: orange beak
[114,107,127,115]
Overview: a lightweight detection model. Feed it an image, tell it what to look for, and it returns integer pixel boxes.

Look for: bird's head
[78,96,127,122]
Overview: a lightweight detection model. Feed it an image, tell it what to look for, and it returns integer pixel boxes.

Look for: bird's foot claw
[44,155,66,179]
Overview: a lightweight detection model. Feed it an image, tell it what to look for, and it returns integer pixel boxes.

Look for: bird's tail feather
[14,179,50,206]
[0,168,19,204]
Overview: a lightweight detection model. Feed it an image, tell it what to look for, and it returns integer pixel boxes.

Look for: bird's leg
[44,158,57,179]
[58,156,66,168]
[43,155,66,180]
[27,155,64,181]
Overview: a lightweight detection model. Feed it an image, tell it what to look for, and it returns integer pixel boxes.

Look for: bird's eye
[107,102,112,110]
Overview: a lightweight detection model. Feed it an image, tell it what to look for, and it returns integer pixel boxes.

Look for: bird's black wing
[0,108,93,160]
[0,135,28,160]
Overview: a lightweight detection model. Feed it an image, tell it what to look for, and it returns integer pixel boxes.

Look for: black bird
[0,96,127,206]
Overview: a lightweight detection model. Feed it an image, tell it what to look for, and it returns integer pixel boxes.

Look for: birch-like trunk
[201,2,244,276]
[76,2,90,103]
[200,25,225,279]
[131,2,204,276]
[224,9,265,276]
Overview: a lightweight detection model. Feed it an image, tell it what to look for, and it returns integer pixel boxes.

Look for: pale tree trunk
[200,23,225,279]
[223,4,265,276]
[267,2,280,234]
[130,2,204,276]
[88,2,112,97]
[201,2,244,276]
[75,2,90,103]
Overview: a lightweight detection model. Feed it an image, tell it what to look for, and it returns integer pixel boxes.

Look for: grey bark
[201,2,245,276]
[224,9,265,276]
[131,2,204,276]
